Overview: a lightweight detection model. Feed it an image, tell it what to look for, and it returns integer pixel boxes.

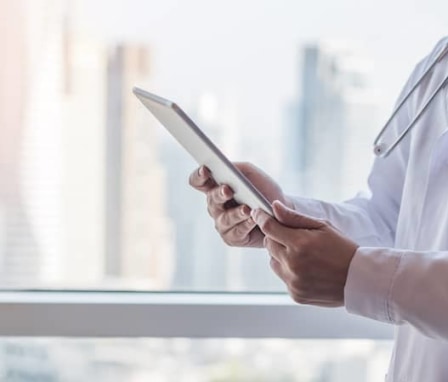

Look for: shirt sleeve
[345,247,448,340]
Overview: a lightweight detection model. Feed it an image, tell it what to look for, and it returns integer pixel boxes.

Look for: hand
[252,201,359,307]
[189,162,292,248]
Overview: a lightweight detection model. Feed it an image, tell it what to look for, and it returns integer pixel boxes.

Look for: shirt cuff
[344,247,404,323]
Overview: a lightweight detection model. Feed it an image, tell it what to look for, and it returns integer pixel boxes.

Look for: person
[189,36,448,381]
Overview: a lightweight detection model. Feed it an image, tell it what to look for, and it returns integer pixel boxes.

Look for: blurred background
[0,0,446,380]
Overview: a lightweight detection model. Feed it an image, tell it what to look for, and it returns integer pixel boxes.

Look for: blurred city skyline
[76,0,447,141]
[2,0,442,290]
[1,0,444,380]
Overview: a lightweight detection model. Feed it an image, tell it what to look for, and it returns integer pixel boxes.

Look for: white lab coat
[292,36,448,381]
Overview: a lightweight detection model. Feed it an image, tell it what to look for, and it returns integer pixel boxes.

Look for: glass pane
[0,338,392,381]
[0,0,446,290]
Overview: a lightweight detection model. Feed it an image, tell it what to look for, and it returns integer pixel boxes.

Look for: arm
[288,38,448,339]
[346,247,448,340]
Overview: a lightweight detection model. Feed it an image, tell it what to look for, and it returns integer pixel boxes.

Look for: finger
[272,200,324,230]
[207,185,233,219]
[189,166,218,192]
[251,209,298,247]
[263,236,286,264]
[269,256,287,282]
[221,216,257,245]
[206,185,234,217]
[216,205,251,233]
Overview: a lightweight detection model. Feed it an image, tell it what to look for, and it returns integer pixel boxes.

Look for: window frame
[0,291,393,339]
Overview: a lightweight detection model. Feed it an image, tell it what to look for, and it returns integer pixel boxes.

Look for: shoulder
[399,37,448,107]
[412,37,448,77]
[434,36,448,50]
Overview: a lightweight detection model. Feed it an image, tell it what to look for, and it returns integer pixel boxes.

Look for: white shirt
[292,36,448,382]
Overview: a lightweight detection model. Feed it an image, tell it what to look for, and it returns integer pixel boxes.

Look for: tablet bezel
[133,87,273,216]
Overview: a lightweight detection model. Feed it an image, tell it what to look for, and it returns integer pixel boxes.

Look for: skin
[189,163,359,306]
[252,201,358,307]
[188,162,293,248]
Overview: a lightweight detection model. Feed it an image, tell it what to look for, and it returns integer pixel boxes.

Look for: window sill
[0,291,393,339]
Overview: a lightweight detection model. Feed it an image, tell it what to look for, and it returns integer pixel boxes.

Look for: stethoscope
[374,44,448,158]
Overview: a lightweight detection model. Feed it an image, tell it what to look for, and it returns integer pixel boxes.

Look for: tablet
[133,87,273,216]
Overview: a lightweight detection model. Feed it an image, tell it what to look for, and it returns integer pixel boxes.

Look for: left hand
[251,201,359,307]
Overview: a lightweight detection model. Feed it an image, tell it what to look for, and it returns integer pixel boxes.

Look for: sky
[73,0,448,149]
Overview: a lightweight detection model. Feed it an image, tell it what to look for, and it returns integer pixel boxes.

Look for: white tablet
[133,87,273,215]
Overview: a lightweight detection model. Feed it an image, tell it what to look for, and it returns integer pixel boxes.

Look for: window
[1,0,446,291]
[0,0,446,380]
[0,338,393,382]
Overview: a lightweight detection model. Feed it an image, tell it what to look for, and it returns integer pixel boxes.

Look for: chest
[396,81,448,250]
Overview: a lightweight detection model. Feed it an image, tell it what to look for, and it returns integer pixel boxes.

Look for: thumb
[273,200,324,230]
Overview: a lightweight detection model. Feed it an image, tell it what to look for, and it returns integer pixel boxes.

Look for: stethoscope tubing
[374,44,448,158]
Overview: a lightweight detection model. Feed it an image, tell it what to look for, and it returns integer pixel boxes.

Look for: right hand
[188,162,292,248]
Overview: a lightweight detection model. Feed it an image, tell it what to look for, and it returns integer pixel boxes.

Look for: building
[0,0,173,288]
[105,44,173,288]
[283,42,378,201]
[0,0,64,286]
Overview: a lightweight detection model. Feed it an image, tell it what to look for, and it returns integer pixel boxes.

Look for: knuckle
[206,191,213,206]
[207,208,213,220]
[290,292,308,305]
[221,224,250,248]
[189,168,206,189]
[207,189,222,209]
[293,236,310,256]
[259,218,273,232]
[263,236,269,248]
[213,219,223,234]
[215,212,229,230]
[221,232,235,247]
[288,270,302,288]
[289,239,303,256]
[207,203,218,219]
[288,283,309,304]
[244,217,256,230]
[233,222,249,240]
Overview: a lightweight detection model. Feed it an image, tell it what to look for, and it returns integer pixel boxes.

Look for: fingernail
[241,206,250,216]
[199,167,205,177]
[250,209,258,220]
[221,186,227,197]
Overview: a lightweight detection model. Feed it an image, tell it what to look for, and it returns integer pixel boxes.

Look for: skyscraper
[104,44,173,288]
[0,0,173,288]
[0,0,66,286]
[284,42,378,201]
